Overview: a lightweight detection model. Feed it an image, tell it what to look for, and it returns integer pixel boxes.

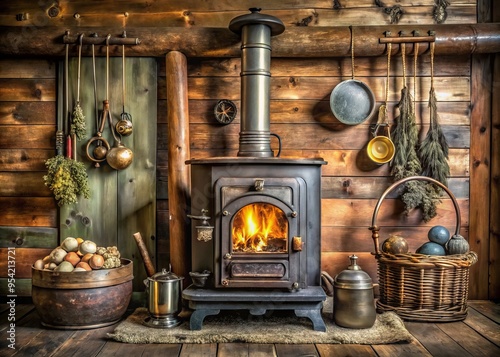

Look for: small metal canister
[333,255,376,329]
[144,267,184,328]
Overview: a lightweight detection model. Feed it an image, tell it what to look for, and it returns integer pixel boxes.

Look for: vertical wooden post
[490,53,500,300]
[166,51,191,279]
[489,1,500,300]
[469,55,492,300]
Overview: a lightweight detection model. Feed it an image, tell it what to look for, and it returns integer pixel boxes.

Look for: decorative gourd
[445,234,469,255]
[416,242,446,256]
[427,225,450,245]
[381,235,409,254]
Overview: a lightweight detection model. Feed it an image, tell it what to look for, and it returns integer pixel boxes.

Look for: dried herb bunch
[419,41,450,187]
[419,87,450,185]
[43,155,90,206]
[390,46,439,222]
[71,102,86,140]
[417,41,450,218]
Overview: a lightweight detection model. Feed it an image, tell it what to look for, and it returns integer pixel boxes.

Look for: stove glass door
[232,202,288,254]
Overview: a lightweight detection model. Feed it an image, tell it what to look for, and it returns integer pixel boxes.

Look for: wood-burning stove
[183,9,327,331]
[184,158,326,331]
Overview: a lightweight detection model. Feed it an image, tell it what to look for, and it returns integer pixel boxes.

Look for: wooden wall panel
[182,50,474,293]
[0,59,57,296]
[1,1,495,300]
[0,248,51,279]
[0,1,477,27]
[0,149,51,172]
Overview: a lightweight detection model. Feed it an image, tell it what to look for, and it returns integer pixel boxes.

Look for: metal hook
[78,33,84,45]
[105,33,111,46]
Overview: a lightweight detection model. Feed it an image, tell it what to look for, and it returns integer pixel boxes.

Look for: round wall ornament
[214,99,237,125]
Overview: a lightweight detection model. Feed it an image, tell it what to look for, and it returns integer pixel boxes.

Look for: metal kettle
[332,255,376,329]
[143,266,184,328]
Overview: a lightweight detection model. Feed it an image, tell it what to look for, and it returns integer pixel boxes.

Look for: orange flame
[232,203,288,253]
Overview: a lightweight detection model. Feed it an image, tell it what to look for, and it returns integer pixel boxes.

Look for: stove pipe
[229,8,285,157]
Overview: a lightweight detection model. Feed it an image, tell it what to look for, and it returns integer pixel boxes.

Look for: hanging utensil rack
[379,30,435,45]
[63,31,140,46]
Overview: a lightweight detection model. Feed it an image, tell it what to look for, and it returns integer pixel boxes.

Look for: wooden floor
[1,300,499,357]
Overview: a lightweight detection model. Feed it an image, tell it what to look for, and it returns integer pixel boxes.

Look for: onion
[34,259,45,270]
[61,237,79,252]
[75,261,92,271]
[64,252,81,267]
[55,261,74,272]
[89,254,104,269]
[50,247,67,264]
[79,240,97,255]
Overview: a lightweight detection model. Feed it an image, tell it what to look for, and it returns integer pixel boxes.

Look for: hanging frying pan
[329,26,376,125]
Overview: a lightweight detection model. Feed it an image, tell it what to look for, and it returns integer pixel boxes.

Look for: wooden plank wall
[160,53,472,290]
[1,0,497,299]
[0,60,58,295]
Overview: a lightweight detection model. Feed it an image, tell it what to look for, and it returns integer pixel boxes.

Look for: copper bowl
[31,259,133,329]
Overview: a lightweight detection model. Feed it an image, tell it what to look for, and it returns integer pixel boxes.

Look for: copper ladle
[103,35,133,170]
[85,34,110,167]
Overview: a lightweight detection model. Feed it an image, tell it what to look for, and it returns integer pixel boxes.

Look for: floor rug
[108,298,413,345]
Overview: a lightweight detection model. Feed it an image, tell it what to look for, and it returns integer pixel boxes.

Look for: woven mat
[108,297,413,344]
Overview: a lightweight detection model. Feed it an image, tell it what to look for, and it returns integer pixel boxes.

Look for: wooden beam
[1,24,500,57]
[490,0,500,300]
[490,53,500,300]
[166,51,191,280]
[469,54,493,300]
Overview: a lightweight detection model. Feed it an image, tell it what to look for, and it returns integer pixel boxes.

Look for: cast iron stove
[183,9,327,331]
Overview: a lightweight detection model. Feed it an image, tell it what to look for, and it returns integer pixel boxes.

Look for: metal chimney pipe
[229,8,285,157]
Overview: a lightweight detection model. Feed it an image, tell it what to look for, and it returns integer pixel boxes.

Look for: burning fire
[232,203,288,253]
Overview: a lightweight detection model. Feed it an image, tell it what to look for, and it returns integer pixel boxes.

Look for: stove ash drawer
[229,261,288,279]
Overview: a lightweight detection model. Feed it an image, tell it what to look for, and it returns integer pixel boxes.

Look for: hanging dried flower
[43,155,90,206]
[390,46,439,222]
[419,87,450,186]
[418,41,450,219]
[71,102,86,140]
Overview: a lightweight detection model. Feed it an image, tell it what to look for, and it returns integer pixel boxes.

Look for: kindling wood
[1,24,499,57]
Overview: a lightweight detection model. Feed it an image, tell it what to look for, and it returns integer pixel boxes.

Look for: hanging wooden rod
[1,23,499,57]
[62,31,140,46]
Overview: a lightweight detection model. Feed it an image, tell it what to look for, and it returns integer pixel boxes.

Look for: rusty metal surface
[32,280,133,329]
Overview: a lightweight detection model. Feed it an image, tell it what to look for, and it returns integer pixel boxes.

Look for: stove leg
[189,309,220,330]
[295,309,326,332]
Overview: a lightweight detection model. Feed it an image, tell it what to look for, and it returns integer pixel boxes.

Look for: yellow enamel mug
[367,124,395,164]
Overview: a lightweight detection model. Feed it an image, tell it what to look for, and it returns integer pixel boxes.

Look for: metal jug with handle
[143,266,184,328]
[332,255,376,329]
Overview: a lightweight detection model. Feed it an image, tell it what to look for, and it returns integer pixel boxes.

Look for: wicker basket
[369,176,478,322]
